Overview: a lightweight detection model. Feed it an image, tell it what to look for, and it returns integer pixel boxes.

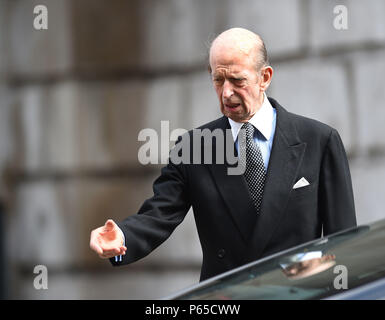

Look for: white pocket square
[293,177,310,189]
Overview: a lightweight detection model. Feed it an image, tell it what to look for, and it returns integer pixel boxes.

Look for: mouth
[224,103,241,110]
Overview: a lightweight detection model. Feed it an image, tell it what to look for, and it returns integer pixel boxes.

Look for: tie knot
[241,122,255,139]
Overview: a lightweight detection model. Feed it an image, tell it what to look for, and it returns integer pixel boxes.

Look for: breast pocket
[291,180,318,199]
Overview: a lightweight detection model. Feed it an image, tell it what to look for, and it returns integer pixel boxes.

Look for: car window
[174,222,385,300]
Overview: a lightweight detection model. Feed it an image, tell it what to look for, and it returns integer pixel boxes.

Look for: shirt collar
[228,93,275,142]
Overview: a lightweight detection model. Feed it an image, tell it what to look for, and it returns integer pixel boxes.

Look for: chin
[227,114,247,123]
[225,109,247,121]
[220,106,247,122]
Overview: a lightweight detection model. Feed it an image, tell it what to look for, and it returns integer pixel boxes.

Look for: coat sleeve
[319,128,357,236]
[110,160,191,266]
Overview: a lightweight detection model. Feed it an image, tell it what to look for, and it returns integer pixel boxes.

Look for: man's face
[210,46,264,123]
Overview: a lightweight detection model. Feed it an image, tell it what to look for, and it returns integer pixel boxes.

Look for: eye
[231,78,246,85]
[212,77,224,84]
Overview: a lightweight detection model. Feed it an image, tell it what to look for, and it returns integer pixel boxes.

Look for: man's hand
[90,219,127,259]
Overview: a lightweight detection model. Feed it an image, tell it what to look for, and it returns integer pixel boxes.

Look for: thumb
[104,219,116,232]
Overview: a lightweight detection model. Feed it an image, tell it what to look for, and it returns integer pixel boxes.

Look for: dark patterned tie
[239,122,266,214]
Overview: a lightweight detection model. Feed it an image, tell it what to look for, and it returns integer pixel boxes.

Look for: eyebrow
[212,72,246,78]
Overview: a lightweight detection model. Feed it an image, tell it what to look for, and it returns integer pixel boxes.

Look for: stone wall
[1,0,384,299]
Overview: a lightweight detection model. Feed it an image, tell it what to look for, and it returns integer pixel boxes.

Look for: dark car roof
[167,219,385,300]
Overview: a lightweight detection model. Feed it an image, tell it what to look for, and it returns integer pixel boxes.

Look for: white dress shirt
[228,93,277,170]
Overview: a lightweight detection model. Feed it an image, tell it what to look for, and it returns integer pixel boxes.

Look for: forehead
[210,43,256,74]
[210,54,254,76]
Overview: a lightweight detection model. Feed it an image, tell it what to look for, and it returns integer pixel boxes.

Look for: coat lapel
[207,99,306,248]
[246,99,306,260]
[207,117,258,243]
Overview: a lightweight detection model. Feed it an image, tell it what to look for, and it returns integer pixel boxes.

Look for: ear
[259,66,273,93]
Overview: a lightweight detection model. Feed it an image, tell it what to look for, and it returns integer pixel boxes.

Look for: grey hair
[258,38,269,69]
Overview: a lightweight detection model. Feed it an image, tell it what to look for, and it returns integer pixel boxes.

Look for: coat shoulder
[287,110,334,138]
[268,96,338,147]
[195,116,229,131]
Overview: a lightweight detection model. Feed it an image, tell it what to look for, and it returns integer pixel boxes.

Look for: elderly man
[90,28,356,281]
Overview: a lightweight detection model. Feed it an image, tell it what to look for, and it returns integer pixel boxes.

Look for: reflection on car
[166,219,385,300]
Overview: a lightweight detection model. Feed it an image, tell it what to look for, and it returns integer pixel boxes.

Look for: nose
[222,80,234,100]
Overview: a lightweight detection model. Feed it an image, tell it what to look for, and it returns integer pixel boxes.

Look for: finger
[92,244,104,255]
[99,248,123,259]
[90,233,104,255]
[118,246,127,255]
[101,247,121,256]
[99,251,115,259]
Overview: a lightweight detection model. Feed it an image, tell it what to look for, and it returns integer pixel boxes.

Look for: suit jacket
[111,97,357,281]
